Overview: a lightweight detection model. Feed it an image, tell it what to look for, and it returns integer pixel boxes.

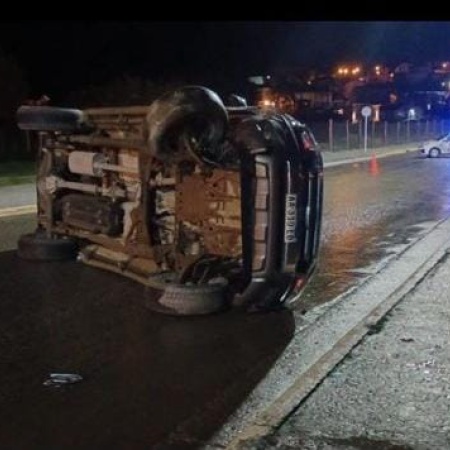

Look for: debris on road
[43,373,83,387]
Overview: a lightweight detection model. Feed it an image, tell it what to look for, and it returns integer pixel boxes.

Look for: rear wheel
[17,230,78,261]
[148,280,229,316]
[428,147,441,158]
[17,106,87,132]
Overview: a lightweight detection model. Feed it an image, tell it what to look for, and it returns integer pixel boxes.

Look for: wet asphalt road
[0,252,295,450]
[1,152,450,449]
[299,152,450,311]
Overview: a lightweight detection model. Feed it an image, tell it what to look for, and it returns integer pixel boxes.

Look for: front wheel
[17,230,78,261]
[428,147,441,158]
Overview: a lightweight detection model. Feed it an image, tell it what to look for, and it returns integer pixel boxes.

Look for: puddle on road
[296,221,435,313]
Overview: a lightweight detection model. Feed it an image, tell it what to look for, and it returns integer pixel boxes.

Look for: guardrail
[311,118,450,152]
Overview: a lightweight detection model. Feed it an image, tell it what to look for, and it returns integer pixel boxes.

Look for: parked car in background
[419,133,450,158]
[16,86,324,316]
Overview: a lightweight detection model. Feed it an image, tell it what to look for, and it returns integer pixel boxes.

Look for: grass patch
[0,161,36,187]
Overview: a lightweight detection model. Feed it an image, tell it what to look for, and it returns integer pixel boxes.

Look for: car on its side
[419,133,450,158]
[16,85,324,316]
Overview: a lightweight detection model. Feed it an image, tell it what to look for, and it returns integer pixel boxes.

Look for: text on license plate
[284,194,297,243]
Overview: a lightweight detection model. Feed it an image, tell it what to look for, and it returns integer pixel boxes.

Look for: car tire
[17,231,78,261]
[16,106,87,132]
[150,280,229,316]
[428,147,441,158]
[146,86,228,164]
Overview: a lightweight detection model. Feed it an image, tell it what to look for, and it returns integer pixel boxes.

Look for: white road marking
[0,205,37,218]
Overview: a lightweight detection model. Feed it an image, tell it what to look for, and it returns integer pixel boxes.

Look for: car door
[441,134,450,153]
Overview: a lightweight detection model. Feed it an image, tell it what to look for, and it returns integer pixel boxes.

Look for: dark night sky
[1,21,450,100]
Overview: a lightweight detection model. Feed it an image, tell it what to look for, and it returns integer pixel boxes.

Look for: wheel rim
[430,148,440,158]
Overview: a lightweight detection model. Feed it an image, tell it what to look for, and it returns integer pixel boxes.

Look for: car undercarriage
[16,86,324,315]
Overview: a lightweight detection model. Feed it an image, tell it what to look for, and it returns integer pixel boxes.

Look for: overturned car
[16,86,323,315]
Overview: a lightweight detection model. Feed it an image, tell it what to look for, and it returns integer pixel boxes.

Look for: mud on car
[16,86,323,315]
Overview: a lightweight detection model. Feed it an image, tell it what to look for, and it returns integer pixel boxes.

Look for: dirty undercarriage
[16,86,324,315]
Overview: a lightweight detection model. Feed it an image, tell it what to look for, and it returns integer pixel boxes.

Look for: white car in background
[419,133,450,158]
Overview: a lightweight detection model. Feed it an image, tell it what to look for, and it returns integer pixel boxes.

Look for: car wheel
[148,280,229,316]
[17,230,78,261]
[17,106,87,132]
[146,86,228,164]
[428,147,441,158]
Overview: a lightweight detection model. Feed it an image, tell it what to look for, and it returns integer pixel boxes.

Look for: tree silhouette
[0,49,29,122]
[63,75,186,108]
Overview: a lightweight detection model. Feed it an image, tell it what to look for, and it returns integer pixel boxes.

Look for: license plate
[284,194,297,243]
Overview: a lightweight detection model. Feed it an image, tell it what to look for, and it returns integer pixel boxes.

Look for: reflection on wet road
[299,153,450,310]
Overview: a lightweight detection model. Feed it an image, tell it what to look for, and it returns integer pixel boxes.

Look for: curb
[323,145,415,168]
[204,214,450,449]
[0,205,37,218]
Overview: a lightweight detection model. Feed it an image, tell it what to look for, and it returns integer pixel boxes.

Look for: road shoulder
[204,214,450,449]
